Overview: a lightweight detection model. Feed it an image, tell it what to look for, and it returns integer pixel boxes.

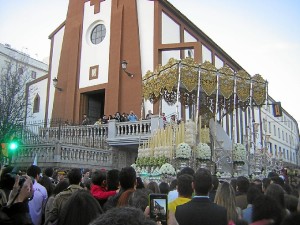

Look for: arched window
[33,94,40,113]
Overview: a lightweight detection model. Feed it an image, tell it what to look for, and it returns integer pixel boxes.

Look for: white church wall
[137,0,155,116]
[26,78,48,123]
[79,1,112,88]
[47,26,65,122]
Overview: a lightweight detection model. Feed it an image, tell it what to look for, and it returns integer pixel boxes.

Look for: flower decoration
[232,143,246,165]
[175,142,192,159]
[159,163,176,175]
[196,143,211,162]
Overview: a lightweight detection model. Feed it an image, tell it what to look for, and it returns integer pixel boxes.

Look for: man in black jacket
[175,168,227,225]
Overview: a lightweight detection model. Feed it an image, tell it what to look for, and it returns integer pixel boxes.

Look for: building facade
[21,0,299,170]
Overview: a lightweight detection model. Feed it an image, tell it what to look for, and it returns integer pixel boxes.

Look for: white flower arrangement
[185,121,196,146]
[159,163,176,175]
[232,143,246,165]
[196,143,211,162]
[175,142,192,159]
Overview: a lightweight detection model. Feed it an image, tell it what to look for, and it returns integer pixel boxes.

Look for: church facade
[24,0,299,169]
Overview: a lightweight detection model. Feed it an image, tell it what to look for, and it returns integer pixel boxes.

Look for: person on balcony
[82,114,90,125]
[128,111,138,122]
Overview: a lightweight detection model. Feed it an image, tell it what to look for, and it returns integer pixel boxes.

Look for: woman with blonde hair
[214,181,242,223]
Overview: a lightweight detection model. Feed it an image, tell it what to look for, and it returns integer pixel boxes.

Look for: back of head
[89,207,156,225]
[247,185,263,205]
[53,179,70,195]
[262,178,271,192]
[0,166,14,189]
[270,176,284,188]
[177,167,195,178]
[39,175,54,196]
[177,174,193,198]
[193,168,212,196]
[214,182,238,222]
[267,171,279,178]
[58,190,103,225]
[44,167,54,177]
[252,195,282,225]
[236,176,250,194]
[128,189,152,212]
[67,168,82,185]
[27,165,41,179]
[136,177,145,189]
[169,179,177,191]
[265,183,285,209]
[119,167,136,190]
[147,181,160,193]
[159,182,169,194]
[107,169,120,191]
[91,170,107,186]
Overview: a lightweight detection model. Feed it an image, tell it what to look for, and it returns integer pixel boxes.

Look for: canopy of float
[142,58,267,106]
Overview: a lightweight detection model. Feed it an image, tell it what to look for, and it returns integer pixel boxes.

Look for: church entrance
[85,91,105,124]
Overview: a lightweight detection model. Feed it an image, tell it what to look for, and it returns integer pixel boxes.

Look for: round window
[91,24,106,44]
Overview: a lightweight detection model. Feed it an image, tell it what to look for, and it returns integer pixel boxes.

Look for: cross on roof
[90,0,106,14]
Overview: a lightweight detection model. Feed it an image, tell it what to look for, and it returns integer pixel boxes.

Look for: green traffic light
[9,142,19,151]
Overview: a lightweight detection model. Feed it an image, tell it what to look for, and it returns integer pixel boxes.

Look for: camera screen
[150,197,167,224]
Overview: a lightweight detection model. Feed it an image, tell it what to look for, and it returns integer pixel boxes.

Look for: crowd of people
[1,164,300,225]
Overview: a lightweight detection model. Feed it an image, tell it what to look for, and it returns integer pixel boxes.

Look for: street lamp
[52,77,62,91]
[121,60,134,78]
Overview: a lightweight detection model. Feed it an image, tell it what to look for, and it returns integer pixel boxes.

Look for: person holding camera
[1,175,34,225]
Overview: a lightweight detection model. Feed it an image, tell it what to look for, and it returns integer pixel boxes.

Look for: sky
[0,0,299,124]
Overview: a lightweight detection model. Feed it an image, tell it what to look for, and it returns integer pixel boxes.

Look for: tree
[0,52,32,150]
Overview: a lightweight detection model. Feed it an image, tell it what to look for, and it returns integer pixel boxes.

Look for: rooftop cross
[90,0,106,14]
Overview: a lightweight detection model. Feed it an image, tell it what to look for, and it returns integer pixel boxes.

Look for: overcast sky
[0,0,299,124]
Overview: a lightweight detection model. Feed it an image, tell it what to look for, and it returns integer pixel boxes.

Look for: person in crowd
[56,170,66,184]
[169,114,176,127]
[242,185,263,223]
[214,181,242,224]
[168,174,193,225]
[175,168,227,225]
[1,175,34,225]
[235,176,250,210]
[159,182,169,195]
[230,178,237,194]
[262,178,271,193]
[43,167,55,184]
[121,112,128,122]
[147,181,160,193]
[102,115,108,124]
[128,188,152,212]
[27,165,48,225]
[57,190,103,225]
[106,169,120,191]
[168,167,194,202]
[209,175,219,202]
[103,166,136,211]
[265,183,290,217]
[136,177,145,189]
[252,178,263,192]
[115,112,122,122]
[90,170,117,207]
[44,179,69,224]
[89,207,156,225]
[82,114,90,125]
[145,110,153,120]
[82,168,91,185]
[94,117,102,125]
[128,111,138,122]
[48,168,83,223]
[251,195,283,225]
[169,179,177,192]
[280,212,300,225]
[0,165,14,207]
[108,115,114,120]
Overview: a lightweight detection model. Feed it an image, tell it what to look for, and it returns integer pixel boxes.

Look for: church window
[91,24,106,44]
[33,94,40,113]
